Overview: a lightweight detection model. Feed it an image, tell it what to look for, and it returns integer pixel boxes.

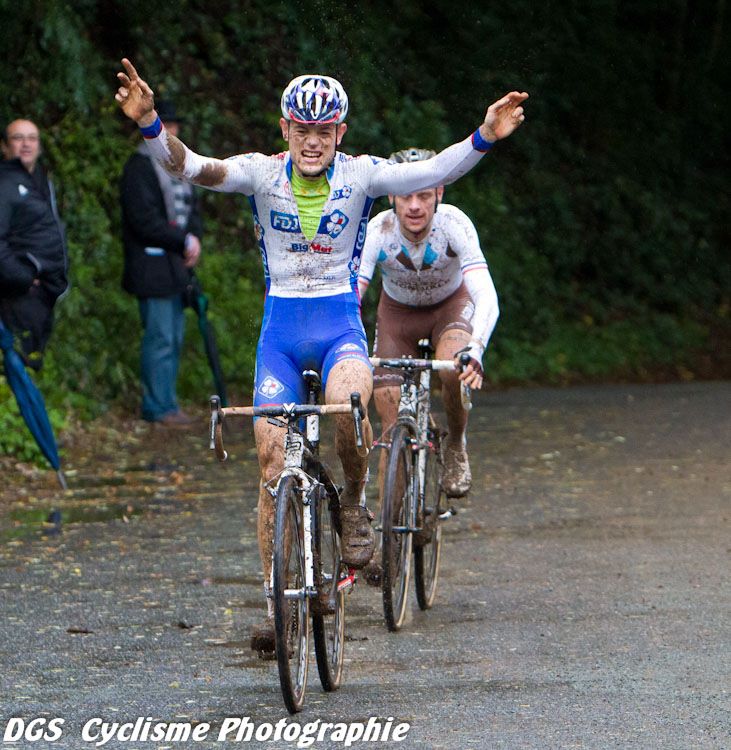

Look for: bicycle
[208,372,364,713]
[370,340,471,631]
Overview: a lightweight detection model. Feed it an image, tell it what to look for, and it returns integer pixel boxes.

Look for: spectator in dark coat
[120,101,203,427]
[0,119,68,370]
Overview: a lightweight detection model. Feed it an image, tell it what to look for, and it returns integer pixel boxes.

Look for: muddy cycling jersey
[143,129,491,400]
[359,204,499,361]
[143,131,487,298]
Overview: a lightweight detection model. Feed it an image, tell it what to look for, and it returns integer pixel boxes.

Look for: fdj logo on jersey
[271,211,301,233]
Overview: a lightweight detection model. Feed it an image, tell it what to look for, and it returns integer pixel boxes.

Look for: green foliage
[0,0,728,465]
[0,377,67,464]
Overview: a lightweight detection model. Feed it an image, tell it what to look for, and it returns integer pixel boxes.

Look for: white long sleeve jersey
[359,204,499,359]
[144,129,487,297]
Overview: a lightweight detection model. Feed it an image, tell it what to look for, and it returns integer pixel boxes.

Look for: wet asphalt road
[0,382,729,749]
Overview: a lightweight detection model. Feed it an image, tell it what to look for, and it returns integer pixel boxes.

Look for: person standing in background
[0,119,68,370]
[120,100,203,427]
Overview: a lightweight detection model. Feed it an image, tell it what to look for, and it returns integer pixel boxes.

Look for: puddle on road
[2,502,144,542]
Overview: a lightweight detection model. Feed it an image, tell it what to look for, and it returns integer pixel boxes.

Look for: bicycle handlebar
[220,403,354,418]
[369,356,457,371]
[369,355,472,411]
[209,395,364,462]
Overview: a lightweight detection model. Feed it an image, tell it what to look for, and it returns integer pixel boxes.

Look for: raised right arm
[115,58,256,194]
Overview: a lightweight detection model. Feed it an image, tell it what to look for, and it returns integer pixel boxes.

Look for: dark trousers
[0,286,55,371]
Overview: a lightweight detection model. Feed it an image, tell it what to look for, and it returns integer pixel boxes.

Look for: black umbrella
[186,272,228,406]
[0,319,67,489]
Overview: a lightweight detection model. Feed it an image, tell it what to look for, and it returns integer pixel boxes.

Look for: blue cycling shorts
[253,292,372,407]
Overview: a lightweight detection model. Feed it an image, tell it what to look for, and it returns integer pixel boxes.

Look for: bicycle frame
[209,389,363,711]
[210,394,361,601]
[371,346,471,513]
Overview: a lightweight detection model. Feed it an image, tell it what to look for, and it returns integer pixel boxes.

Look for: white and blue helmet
[280,74,349,125]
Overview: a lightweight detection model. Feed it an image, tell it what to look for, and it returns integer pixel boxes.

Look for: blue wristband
[139,116,163,139]
[471,128,494,152]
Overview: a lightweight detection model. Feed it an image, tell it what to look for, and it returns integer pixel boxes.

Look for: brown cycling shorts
[373,283,474,388]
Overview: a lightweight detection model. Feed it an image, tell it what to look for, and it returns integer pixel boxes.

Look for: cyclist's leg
[325,357,375,567]
[433,285,475,496]
[322,310,375,567]
[435,327,471,442]
[372,291,430,473]
[254,362,305,573]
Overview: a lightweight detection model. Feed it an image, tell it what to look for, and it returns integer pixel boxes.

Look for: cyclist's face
[391,187,444,241]
[280,119,347,178]
[2,119,41,172]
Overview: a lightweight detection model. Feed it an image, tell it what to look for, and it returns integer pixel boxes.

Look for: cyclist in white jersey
[359,148,499,498]
[115,58,527,652]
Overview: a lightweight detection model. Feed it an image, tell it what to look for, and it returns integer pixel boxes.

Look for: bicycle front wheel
[312,484,345,691]
[414,436,444,610]
[381,423,415,631]
[273,475,309,713]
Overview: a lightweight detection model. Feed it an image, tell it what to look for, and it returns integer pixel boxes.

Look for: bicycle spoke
[381,424,414,631]
[273,476,309,713]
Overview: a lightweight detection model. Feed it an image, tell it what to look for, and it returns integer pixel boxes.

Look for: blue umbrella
[0,319,67,489]
[186,272,228,406]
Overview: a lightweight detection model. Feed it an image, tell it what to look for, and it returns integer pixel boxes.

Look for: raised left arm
[366,91,528,199]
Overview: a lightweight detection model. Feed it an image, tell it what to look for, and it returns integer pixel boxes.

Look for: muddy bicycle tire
[273,475,309,713]
[312,484,345,690]
[381,423,415,631]
[414,439,444,609]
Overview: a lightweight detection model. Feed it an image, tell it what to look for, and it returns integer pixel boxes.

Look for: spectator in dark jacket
[0,119,68,370]
[120,101,203,427]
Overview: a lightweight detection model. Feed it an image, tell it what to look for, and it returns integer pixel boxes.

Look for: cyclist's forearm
[464,266,499,359]
[369,135,487,197]
[357,276,370,300]
[142,125,252,193]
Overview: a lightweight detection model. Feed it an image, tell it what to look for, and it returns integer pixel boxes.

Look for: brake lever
[457,352,473,411]
[350,392,367,456]
[209,395,228,461]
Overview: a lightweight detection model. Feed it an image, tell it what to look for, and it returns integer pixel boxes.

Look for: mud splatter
[197,161,228,188]
[164,135,187,174]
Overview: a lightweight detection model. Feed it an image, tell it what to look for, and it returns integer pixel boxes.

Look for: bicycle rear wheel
[414,437,444,609]
[381,423,415,631]
[312,483,346,690]
[273,475,309,713]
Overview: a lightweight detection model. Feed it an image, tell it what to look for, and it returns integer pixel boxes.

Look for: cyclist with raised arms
[358,148,499,499]
[114,58,527,652]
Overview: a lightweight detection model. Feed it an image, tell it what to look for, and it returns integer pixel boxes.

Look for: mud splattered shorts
[373,283,474,389]
[254,291,372,406]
